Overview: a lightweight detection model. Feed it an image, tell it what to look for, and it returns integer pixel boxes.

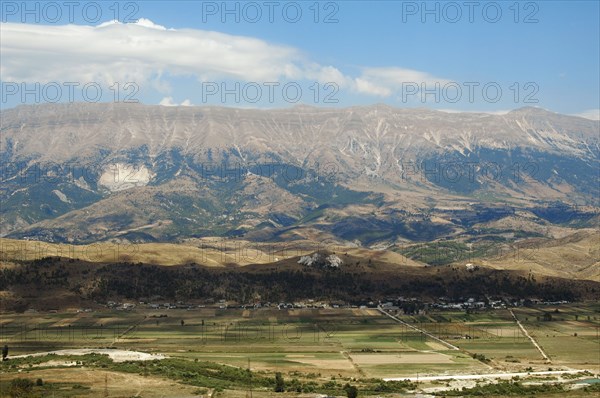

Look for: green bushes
[583,383,600,393]
[8,378,34,397]
[111,358,274,390]
[436,380,566,396]
[283,377,318,393]
[372,379,417,392]
[470,353,490,363]
[344,383,358,398]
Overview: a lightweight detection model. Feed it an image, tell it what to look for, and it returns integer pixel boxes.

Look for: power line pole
[104,374,108,397]
[246,357,253,398]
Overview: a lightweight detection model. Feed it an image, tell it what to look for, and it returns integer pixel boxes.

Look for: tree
[274,372,285,392]
[2,344,8,361]
[344,383,358,398]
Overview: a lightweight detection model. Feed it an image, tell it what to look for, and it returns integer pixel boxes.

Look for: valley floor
[0,303,598,397]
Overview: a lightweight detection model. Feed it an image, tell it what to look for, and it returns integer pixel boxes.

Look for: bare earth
[10,348,167,362]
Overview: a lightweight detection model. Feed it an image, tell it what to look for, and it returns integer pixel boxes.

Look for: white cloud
[159,97,176,106]
[571,109,600,121]
[133,18,168,30]
[354,78,391,97]
[438,109,511,115]
[0,19,449,103]
[0,19,339,87]
[159,97,193,107]
[303,64,351,86]
[353,67,451,97]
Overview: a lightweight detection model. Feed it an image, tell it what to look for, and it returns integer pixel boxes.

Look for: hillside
[1,103,598,245]
[1,254,598,311]
[479,230,600,281]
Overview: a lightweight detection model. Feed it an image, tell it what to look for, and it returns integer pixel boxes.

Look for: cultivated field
[0,304,598,397]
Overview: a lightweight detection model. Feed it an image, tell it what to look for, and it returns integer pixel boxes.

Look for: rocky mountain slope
[1,103,598,248]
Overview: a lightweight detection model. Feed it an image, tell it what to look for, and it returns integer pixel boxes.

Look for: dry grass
[1,368,201,397]
[0,237,419,268]
[479,230,600,281]
[0,238,295,266]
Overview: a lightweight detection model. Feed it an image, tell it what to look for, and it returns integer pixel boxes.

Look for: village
[98,296,570,313]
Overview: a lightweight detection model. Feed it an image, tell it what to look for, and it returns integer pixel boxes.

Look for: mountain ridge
[1,103,598,254]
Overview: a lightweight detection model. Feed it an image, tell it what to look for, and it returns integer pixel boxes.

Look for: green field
[0,304,598,397]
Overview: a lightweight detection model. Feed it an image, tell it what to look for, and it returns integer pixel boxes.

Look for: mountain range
[1,103,598,279]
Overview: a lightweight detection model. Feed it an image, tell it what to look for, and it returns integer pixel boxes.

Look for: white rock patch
[74,176,92,191]
[52,189,70,203]
[98,163,153,192]
[10,348,166,362]
[298,253,342,268]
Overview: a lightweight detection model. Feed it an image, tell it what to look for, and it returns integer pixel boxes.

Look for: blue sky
[1,1,599,117]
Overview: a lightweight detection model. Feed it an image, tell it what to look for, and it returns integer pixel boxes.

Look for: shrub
[9,378,34,397]
[344,383,358,398]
